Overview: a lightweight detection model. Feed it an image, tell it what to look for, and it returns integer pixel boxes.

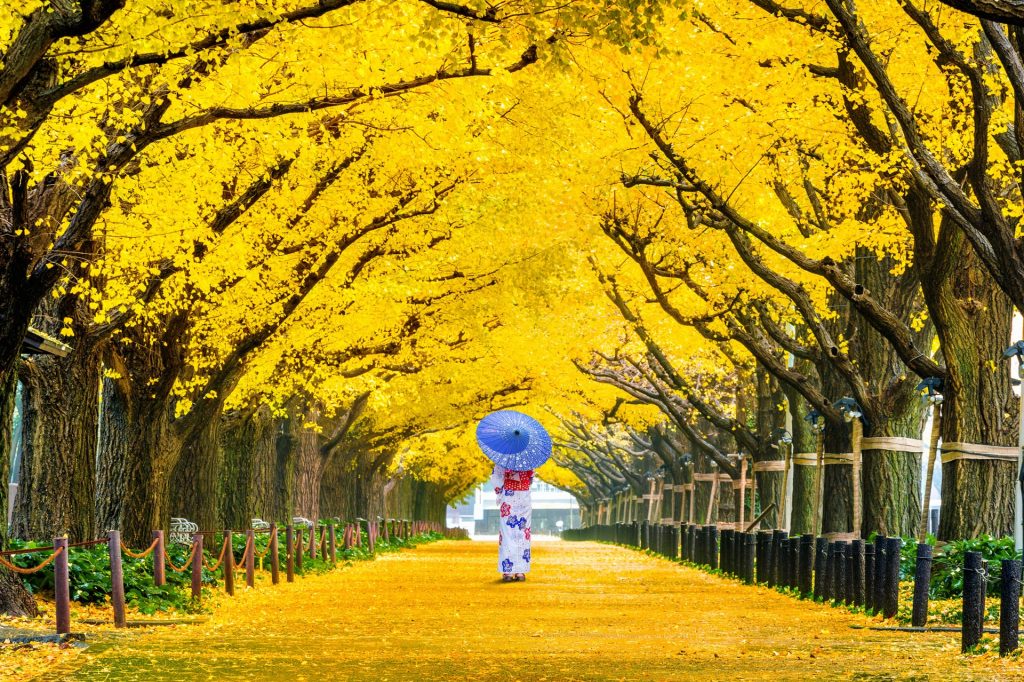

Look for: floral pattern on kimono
[489,464,533,574]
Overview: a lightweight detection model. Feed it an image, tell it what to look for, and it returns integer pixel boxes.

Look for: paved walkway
[52,541,1017,680]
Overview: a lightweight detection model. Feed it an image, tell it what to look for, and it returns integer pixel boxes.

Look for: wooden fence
[565,522,1024,657]
[0,519,447,635]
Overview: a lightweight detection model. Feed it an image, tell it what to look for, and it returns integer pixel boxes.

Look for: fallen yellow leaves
[8,541,1024,680]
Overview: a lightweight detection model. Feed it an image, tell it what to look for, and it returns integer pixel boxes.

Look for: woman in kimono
[489,463,533,582]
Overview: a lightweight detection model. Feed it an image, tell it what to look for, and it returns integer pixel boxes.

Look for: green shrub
[7,525,442,614]
[930,535,1019,600]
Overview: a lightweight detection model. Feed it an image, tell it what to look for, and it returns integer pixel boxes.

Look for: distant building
[448,480,579,536]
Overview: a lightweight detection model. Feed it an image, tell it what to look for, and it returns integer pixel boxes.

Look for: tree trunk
[95,371,180,547]
[918,223,1017,539]
[12,340,101,542]
[292,416,324,521]
[219,406,278,529]
[171,412,224,531]
[784,382,816,535]
[852,247,930,537]
[0,368,38,616]
[753,366,786,524]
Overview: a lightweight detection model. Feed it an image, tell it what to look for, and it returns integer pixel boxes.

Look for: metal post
[270,524,280,585]
[286,526,295,582]
[191,533,204,600]
[224,531,235,596]
[107,531,127,627]
[54,537,70,636]
[153,530,166,587]
[245,529,255,588]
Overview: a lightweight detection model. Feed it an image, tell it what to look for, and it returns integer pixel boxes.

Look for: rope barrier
[0,546,64,574]
[253,536,274,560]
[120,537,160,559]
[0,538,105,556]
[203,537,230,572]
[164,543,198,573]
[234,535,253,573]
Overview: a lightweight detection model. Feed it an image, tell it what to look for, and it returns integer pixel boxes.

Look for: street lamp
[917,376,943,541]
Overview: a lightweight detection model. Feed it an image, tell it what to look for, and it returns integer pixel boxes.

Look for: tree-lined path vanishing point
[47,541,1017,681]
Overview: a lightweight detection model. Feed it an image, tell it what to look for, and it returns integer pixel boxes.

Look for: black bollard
[790,538,800,589]
[873,535,888,615]
[701,525,711,566]
[672,525,681,560]
[814,537,828,600]
[780,537,791,589]
[883,537,902,619]
[825,542,837,602]
[844,542,854,605]
[1000,558,1021,657]
[864,543,875,612]
[709,527,720,570]
[771,530,787,588]
[911,543,932,627]
[834,542,847,605]
[641,521,649,550]
[757,531,772,584]
[789,538,800,590]
[688,525,697,562]
[743,533,756,584]
[963,551,984,653]
[734,531,743,576]
[850,540,865,606]
[681,525,690,561]
[799,534,814,596]
[721,529,734,574]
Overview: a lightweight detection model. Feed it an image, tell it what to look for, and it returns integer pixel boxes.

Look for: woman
[489,462,533,582]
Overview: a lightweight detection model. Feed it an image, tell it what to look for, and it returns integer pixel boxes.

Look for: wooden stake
[54,537,70,635]
[852,418,863,538]
[812,417,825,538]
[270,524,280,585]
[190,533,203,600]
[153,530,166,587]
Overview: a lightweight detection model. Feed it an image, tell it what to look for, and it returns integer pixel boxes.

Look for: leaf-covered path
[52,540,1017,680]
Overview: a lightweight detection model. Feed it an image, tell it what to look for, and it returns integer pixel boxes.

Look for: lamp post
[772,427,793,530]
[835,398,864,538]
[1003,341,1024,552]
[807,410,826,537]
[917,377,943,541]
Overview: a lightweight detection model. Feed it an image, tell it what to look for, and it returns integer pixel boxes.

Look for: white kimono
[489,464,533,574]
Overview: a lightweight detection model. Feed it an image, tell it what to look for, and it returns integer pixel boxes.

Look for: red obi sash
[503,469,534,491]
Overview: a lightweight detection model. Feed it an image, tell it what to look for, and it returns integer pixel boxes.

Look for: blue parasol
[475,410,552,471]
